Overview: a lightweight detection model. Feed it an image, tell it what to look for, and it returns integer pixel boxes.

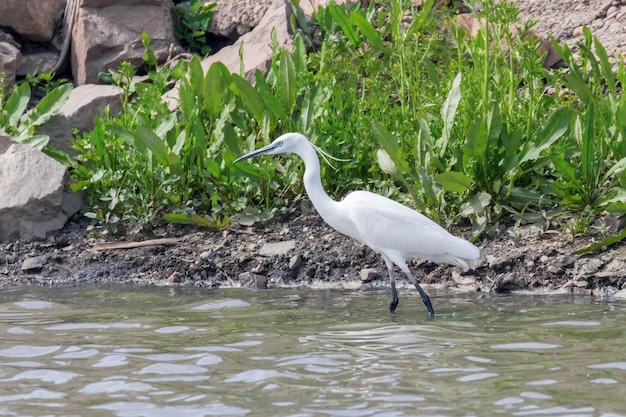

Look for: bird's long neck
[295,144,342,228]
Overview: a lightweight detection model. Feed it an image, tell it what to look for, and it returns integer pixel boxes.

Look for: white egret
[235,133,480,316]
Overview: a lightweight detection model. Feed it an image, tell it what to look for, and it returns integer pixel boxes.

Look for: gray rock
[238,271,268,289]
[208,0,272,37]
[288,254,303,271]
[359,267,379,283]
[0,135,82,242]
[71,0,182,85]
[259,240,296,256]
[37,84,124,155]
[0,36,21,91]
[0,0,65,42]
[17,51,60,76]
[21,255,48,272]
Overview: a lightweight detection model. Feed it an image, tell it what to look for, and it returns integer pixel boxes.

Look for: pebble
[452,270,476,286]
[238,272,267,289]
[21,255,47,272]
[359,267,379,283]
[288,254,302,271]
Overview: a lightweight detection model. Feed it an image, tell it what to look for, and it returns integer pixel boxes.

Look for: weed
[173,0,217,56]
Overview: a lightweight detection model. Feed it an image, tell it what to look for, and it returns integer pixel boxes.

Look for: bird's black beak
[234,143,277,163]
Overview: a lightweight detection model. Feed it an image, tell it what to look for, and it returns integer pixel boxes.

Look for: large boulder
[208,0,272,38]
[0,134,82,242]
[0,0,65,42]
[37,84,124,155]
[0,34,22,91]
[71,0,182,85]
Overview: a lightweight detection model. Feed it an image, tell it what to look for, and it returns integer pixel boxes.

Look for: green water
[0,286,625,417]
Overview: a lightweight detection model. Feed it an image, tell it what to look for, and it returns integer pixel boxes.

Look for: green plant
[0,81,72,149]
[173,0,217,56]
[72,35,333,233]
[549,29,626,216]
[25,69,69,97]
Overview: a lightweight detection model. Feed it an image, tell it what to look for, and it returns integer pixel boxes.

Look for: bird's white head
[234,133,311,163]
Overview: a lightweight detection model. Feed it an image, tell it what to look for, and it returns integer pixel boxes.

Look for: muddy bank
[1,211,625,301]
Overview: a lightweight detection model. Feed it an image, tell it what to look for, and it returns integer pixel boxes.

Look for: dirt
[514,0,626,57]
[1,1,625,302]
[1,206,625,302]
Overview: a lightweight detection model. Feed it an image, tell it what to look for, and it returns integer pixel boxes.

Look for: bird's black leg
[389,278,399,313]
[413,282,435,317]
[399,265,435,317]
[385,262,399,313]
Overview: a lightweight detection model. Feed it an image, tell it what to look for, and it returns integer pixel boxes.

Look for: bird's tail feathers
[428,254,475,271]
[431,239,480,271]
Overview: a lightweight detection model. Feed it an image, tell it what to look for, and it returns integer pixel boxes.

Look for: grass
[15,0,623,248]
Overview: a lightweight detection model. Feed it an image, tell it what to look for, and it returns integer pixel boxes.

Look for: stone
[238,271,268,289]
[0,0,65,42]
[0,36,22,91]
[17,52,60,77]
[573,258,604,277]
[164,0,292,108]
[208,0,272,38]
[71,0,182,85]
[36,84,124,155]
[21,255,48,272]
[288,254,302,271]
[452,270,476,285]
[0,135,82,243]
[360,267,379,283]
[259,240,296,256]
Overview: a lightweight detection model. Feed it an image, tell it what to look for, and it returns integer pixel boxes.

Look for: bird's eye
[277,141,283,147]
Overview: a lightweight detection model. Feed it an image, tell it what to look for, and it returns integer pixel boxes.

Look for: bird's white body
[330,191,478,269]
[235,133,480,315]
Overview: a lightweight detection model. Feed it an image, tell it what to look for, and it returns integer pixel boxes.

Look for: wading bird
[235,133,480,316]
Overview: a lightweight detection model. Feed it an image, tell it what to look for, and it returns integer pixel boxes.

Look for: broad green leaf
[371,122,410,175]
[460,192,491,216]
[203,62,229,119]
[188,56,204,97]
[349,11,383,51]
[434,171,473,193]
[519,106,570,164]
[464,116,488,166]
[233,210,275,226]
[108,124,138,149]
[18,84,72,135]
[573,227,626,255]
[292,34,307,77]
[438,73,462,155]
[485,104,503,152]
[594,36,616,94]
[255,69,287,124]
[187,115,207,158]
[604,156,626,180]
[563,72,594,105]
[163,213,216,227]
[173,130,186,156]
[581,104,595,185]
[552,157,581,188]
[230,74,266,124]
[327,2,360,47]
[135,126,183,175]
[279,52,296,113]
[155,112,177,139]
[14,134,49,150]
[298,84,331,136]
[222,122,240,155]
[1,83,30,129]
